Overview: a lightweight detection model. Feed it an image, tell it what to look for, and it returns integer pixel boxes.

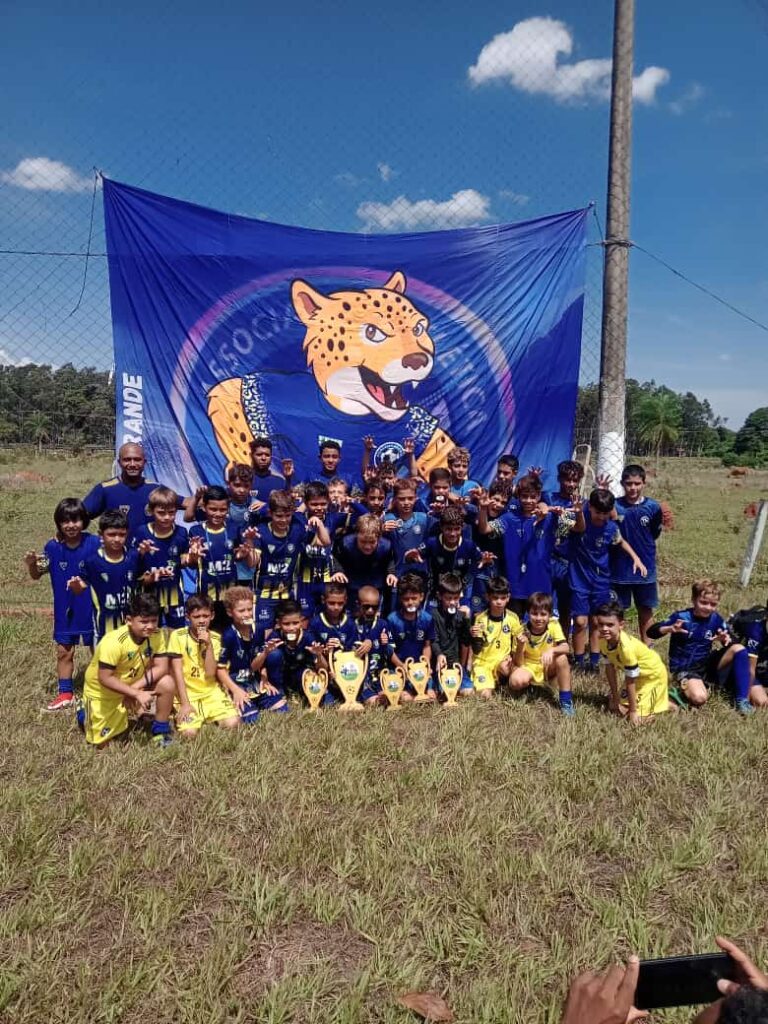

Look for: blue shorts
[53,629,94,647]
[255,597,282,631]
[159,605,186,630]
[571,588,614,618]
[612,582,659,611]
[252,687,289,712]
[297,582,325,620]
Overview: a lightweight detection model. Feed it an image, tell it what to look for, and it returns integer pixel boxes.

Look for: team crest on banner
[103,178,587,492]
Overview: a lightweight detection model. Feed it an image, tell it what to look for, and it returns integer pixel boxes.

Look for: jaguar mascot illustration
[207,270,456,480]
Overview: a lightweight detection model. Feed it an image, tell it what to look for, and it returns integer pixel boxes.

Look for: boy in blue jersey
[383,478,430,581]
[647,579,754,714]
[415,467,453,515]
[296,482,336,620]
[263,599,328,706]
[611,464,664,643]
[249,437,289,507]
[216,585,287,721]
[478,475,577,617]
[69,509,139,640]
[728,600,768,709]
[25,497,100,711]
[333,514,397,611]
[417,505,483,607]
[346,478,388,533]
[353,585,391,706]
[134,486,190,630]
[494,454,519,493]
[542,460,584,636]
[250,489,309,631]
[306,582,357,656]
[386,572,436,702]
[570,488,646,672]
[187,485,255,629]
[469,481,507,615]
[317,439,356,491]
[447,447,481,499]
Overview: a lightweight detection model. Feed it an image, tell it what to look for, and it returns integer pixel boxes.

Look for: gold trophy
[330,650,368,711]
[301,667,329,712]
[380,666,406,709]
[404,657,432,703]
[438,662,463,707]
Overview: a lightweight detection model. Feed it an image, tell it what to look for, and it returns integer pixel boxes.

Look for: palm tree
[634,393,681,468]
[27,412,51,454]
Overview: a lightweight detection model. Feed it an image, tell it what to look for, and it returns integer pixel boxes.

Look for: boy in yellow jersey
[469,576,522,698]
[167,593,240,738]
[510,591,574,716]
[79,593,176,748]
[595,600,674,723]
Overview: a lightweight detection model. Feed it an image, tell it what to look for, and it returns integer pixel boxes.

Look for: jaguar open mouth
[359,365,409,410]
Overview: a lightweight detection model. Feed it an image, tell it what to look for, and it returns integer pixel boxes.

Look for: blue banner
[104,178,587,493]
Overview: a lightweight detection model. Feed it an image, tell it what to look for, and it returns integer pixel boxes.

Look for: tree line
[0,363,766,465]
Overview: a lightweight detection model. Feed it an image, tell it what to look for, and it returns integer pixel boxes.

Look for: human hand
[404,548,423,563]
[331,572,348,584]
[541,649,554,670]
[669,619,689,635]
[715,628,731,647]
[177,701,195,725]
[608,695,621,716]
[470,622,485,638]
[629,711,641,726]
[196,626,210,648]
[24,550,38,569]
[249,499,266,513]
[231,686,251,712]
[137,539,158,555]
[307,516,324,532]
[477,490,491,509]
[128,687,155,714]
[281,457,294,478]
[155,566,174,579]
[383,518,401,532]
[326,637,341,650]
[194,485,206,503]
[595,473,613,490]
[363,434,376,452]
[632,559,648,578]
[436,654,447,671]
[386,573,398,588]
[260,680,280,696]
[403,436,414,455]
[715,936,768,995]
[264,636,283,654]
[479,551,496,567]
[66,576,87,594]
[527,465,544,479]
[242,525,260,542]
[561,956,645,1024]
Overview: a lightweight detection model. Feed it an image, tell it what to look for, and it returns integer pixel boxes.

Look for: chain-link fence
[1,7,616,455]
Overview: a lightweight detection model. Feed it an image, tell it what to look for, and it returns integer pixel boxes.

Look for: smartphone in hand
[635,953,735,1009]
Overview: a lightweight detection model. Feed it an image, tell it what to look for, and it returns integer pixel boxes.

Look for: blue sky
[1,0,765,426]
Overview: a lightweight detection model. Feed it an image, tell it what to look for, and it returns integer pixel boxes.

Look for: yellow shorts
[523,660,552,687]
[176,687,237,732]
[82,691,129,747]
[621,676,669,717]
[472,661,505,691]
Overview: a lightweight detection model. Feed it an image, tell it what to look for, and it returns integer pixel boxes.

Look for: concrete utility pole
[597,0,635,489]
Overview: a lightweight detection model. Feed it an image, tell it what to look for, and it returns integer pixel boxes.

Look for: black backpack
[727,605,766,643]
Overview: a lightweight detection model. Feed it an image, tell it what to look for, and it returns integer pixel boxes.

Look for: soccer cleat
[46,692,75,712]
[735,699,755,717]
[151,731,173,748]
[560,702,576,717]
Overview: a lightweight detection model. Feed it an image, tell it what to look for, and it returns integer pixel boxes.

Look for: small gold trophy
[330,650,368,711]
[438,662,463,707]
[380,666,406,709]
[404,657,432,703]
[301,667,329,712]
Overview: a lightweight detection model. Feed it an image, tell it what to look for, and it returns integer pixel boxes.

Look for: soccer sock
[589,651,601,668]
[574,653,585,667]
[58,677,73,695]
[559,690,573,709]
[732,649,751,703]
[150,720,171,736]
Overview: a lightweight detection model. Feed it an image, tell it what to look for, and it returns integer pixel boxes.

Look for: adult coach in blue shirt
[83,442,186,537]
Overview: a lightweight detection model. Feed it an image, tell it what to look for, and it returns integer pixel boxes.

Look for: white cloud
[0,347,33,367]
[1,156,93,193]
[377,162,395,183]
[718,353,732,363]
[357,189,492,231]
[499,188,530,205]
[668,81,705,115]
[468,17,669,105]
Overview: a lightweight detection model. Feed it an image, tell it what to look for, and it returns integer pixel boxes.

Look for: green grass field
[1,452,767,1024]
